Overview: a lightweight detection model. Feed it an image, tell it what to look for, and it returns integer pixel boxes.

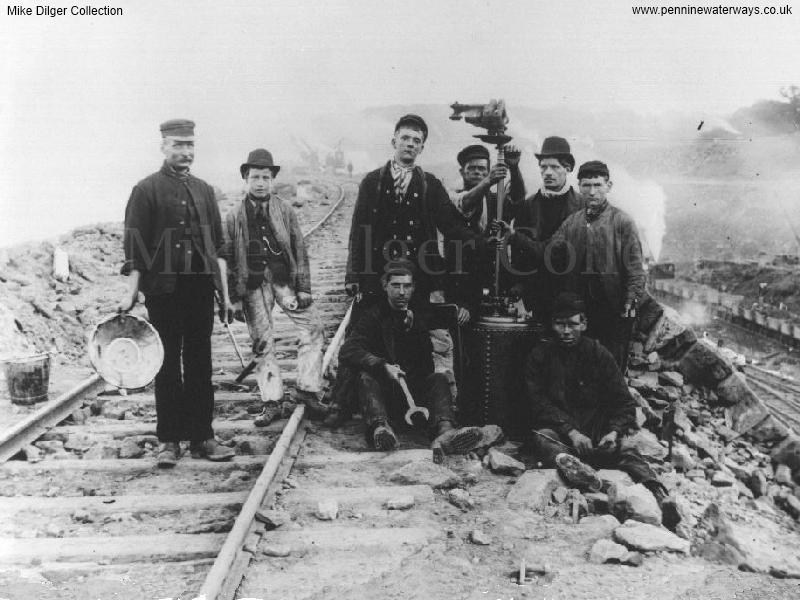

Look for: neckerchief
[248,193,271,218]
[539,181,571,198]
[390,159,414,201]
[585,199,609,222]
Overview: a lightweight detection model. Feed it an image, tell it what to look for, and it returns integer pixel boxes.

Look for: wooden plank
[265,525,438,549]
[0,533,227,564]
[0,491,247,515]
[0,455,266,474]
[38,418,286,441]
[280,485,433,508]
[295,448,431,469]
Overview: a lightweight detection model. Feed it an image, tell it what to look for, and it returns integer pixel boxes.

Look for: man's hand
[345,282,359,297]
[231,300,245,322]
[456,306,471,325]
[504,144,522,167]
[429,289,445,304]
[567,429,593,455]
[384,363,406,383]
[488,219,513,237]
[598,431,618,451]
[488,163,508,185]
[297,292,313,309]
[218,295,234,324]
[117,291,138,314]
[621,303,636,319]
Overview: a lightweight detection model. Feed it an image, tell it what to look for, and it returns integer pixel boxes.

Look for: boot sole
[373,428,397,452]
[440,427,483,455]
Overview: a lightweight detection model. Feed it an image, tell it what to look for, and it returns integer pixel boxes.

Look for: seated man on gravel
[336,259,486,459]
[525,292,667,501]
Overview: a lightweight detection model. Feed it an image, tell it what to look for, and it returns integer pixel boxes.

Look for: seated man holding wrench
[338,259,483,460]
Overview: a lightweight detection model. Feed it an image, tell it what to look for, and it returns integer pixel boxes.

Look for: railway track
[742,365,800,431]
[0,178,357,599]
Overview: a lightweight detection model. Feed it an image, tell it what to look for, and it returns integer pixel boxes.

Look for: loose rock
[775,464,794,486]
[588,539,629,564]
[384,495,415,510]
[487,448,526,476]
[447,488,474,510]
[254,509,290,530]
[315,499,339,521]
[613,521,690,554]
[118,437,144,459]
[711,471,735,487]
[506,469,562,511]
[261,544,291,557]
[621,430,667,462]
[610,483,662,526]
[389,461,461,489]
[469,529,491,545]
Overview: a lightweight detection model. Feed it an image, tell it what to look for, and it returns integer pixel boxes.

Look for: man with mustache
[119,119,234,467]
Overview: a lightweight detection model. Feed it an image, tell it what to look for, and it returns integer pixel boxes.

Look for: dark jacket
[345,162,483,296]
[220,195,310,301]
[525,336,636,441]
[122,162,223,295]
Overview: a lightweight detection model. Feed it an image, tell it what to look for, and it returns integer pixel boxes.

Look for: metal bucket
[3,353,51,405]
[461,316,541,438]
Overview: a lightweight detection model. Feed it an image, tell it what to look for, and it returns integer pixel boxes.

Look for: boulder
[676,341,733,388]
[597,469,634,492]
[776,494,800,519]
[661,495,697,539]
[775,464,794,486]
[118,437,144,459]
[771,434,800,472]
[579,514,621,536]
[658,371,685,388]
[747,415,791,444]
[388,461,461,489]
[254,509,290,530]
[620,430,667,462]
[487,448,526,476]
[609,483,662,526]
[469,529,491,545]
[588,539,629,564]
[644,306,687,354]
[748,469,769,498]
[711,471,736,487]
[613,521,690,554]
[384,495,415,510]
[83,444,119,460]
[506,469,562,511]
[447,488,474,510]
[636,293,664,336]
[315,499,339,521]
[722,457,752,481]
[669,444,696,472]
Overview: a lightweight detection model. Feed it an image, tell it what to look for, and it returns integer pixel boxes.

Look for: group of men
[119,114,663,502]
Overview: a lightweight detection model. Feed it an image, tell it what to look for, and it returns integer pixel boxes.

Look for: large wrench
[398,377,429,425]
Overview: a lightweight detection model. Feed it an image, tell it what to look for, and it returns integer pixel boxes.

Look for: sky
[1,0,798,246]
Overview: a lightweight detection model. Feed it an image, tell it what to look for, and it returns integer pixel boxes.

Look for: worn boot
[555,453,602,492]
[294,389,329,420]
[431,421,484,464]
[190,439,235,461]
[156,442,180,468]
[371,422,398,451]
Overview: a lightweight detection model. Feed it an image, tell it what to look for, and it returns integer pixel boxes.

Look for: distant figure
[219,149,326,426]
[347,161,353,178]
[526,292,667,501]
[119,119,234,467]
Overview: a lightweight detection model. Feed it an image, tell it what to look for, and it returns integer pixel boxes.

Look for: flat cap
[457,144,490,166]
[160,119,195,137]
[552,291,586,319]
[577,160,610,180]
[394,114,428,141]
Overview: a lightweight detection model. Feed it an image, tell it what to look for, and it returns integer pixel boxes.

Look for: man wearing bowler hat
[119,119,235,467]
[220,149,325,425]
[495,136,584,325]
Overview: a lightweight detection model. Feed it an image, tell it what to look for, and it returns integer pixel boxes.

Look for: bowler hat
[160,119,195,137]
[535,136,575,170]
[394,114,428,141]
[240,148,280,178]
[457,144,490,167]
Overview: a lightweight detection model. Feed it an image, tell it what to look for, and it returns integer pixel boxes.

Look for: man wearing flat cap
[337,258,486,458]
[525,292,666,502]
[445,143,524,318]
[517,161,644,369]
[345,114,484,313]
[494,136,584,325]
[119,119,234,466]
[219,149,325,425]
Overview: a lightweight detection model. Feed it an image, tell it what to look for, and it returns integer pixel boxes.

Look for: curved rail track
[0,178,357,599]
[742,364,800,431]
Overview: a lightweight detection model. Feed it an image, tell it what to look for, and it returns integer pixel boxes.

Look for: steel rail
[0,373,105,462]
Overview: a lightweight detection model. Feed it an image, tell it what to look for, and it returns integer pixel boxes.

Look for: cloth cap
[394,114,428,141]
[240,148,280,178]
[160,119,195,137]
[457,144,490,167]
[382,258,417,281]
[535,136,575,169]
[552,291,586,319]
[577,160,610,180]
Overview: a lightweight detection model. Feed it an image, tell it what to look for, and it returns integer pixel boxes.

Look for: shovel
[397,377,429,426]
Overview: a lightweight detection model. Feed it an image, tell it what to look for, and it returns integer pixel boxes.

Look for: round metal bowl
[87,313,163,390]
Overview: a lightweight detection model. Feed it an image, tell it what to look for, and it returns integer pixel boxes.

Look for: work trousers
[356,371,455,440]
[243,281,324,395]
[585,303,633,373]
[532,428,659,485]
[145,274,215,443]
